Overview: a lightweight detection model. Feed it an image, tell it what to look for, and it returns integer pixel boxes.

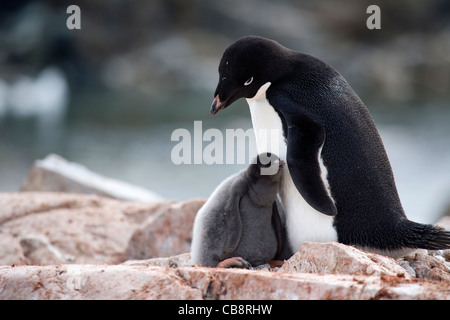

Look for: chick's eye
[244,77,253,86]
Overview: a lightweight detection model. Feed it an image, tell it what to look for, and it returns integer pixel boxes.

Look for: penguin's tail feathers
[401,220,450,250]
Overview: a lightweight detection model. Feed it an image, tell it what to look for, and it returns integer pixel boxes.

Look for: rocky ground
[0,191,449,300]
[0,157,449,300]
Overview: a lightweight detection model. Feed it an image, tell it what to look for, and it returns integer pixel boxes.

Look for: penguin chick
[190,153,285,268]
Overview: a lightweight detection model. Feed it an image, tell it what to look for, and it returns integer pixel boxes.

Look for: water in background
[0,1,449,224]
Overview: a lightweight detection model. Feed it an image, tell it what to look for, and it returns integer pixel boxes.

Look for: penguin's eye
[244,77,253,86]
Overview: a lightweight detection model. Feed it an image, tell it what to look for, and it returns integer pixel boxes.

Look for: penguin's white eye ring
[244,77,253,86]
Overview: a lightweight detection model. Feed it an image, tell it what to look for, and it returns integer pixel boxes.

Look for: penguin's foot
[268,260,285,268]
[217,257,251,269]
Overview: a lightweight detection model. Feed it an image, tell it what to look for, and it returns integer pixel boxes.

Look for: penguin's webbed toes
[217,257,252,269]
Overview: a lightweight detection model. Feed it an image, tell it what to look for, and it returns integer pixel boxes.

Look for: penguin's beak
[210,95,227,116]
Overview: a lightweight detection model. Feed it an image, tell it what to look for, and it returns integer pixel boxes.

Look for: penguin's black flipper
[286,116,338,216]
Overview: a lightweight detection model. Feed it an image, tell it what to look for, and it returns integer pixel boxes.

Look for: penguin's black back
[266,52,450,251]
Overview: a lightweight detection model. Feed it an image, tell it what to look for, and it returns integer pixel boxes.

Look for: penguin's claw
[217,257,251,269]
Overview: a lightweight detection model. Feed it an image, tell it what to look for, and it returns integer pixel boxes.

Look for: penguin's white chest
[246,82,337,252]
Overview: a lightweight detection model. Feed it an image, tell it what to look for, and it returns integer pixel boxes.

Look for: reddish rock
[1,192,449,300]
[401,249,450,282]
[0,263,448,300]
[0,264,203,300]
[436,216,450,231]
[125,199,205,259]
[122,253,191,268]
[20,154,164,202]
[0,192,204,265]
[278,242,411,279]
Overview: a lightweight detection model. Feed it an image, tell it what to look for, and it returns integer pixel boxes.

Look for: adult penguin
[210,35,450,258]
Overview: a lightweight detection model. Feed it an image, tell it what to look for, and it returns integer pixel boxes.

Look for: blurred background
[0,0,449,223]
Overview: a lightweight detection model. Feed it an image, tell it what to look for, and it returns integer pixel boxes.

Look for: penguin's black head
[211,36,289,116]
